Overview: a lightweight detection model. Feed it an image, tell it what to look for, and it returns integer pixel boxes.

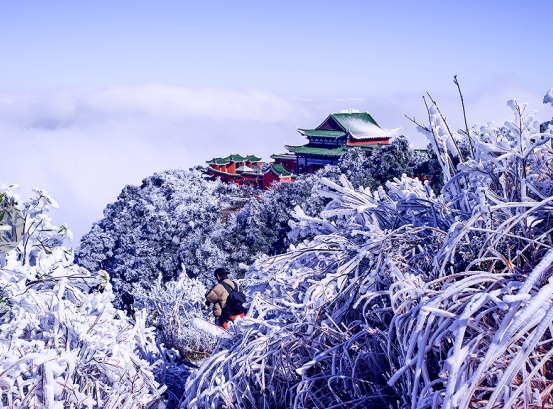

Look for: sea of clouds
[1,80,551,243]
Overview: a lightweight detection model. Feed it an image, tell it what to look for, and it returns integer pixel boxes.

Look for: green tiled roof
[267,163,292,177]
[206,158,231,165]
[226,154,247,162]
[331,112,399,140]
[285,144,383,156]
[208,168,240,178]
[299,112,400,140]
[285,145,348,156]
[297,129,346,138]
[207,154,261,165]
[333,112,378,127]
[242,172,262,177]
[270,154,296,160]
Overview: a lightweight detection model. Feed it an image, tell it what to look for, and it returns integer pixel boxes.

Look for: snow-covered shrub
[132,272,217,408]
[234,172,334,258]
[75,168,250,305]
[0,186,165,408]
[133,272,216,356]
[184,173,442,409]
[338,135,415,190]
[183,88,553,409]
[542,89,553,132]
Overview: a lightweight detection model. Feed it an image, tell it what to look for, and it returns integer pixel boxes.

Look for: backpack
[220,280,247,316]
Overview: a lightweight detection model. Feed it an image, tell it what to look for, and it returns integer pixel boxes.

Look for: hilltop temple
[206,110,400,188]
[285,110,400,173]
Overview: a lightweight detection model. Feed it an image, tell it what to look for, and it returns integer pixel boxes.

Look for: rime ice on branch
[0,187,168,408]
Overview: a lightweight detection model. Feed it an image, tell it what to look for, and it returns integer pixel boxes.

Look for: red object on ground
[223,313,246,330]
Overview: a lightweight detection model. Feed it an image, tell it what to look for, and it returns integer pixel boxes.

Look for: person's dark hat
[214,267,229,277]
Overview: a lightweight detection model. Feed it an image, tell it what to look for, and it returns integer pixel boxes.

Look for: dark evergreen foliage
[75,168,250,306]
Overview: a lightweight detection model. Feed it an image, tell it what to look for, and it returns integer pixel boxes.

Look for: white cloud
[0,84,301,128]
[1,81,551,244]
[0,85,313,243]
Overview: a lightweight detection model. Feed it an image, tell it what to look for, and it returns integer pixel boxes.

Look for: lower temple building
[206,154,292,190]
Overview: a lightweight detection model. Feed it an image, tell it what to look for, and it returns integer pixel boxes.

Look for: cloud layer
[1,81,551,243]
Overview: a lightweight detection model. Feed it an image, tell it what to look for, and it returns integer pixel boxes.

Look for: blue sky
[1,0,550,95]
[1,0,552,241]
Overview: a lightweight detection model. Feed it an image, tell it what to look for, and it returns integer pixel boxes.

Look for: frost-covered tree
[132,272,215,408]
[0,185,166,408]
[412,143,444,192]
[337,135,415,190]
[337,135,443,191]
[541,89,553,132]
[75,168,250,305]
[234,171,335,258]
[133,272,215,355]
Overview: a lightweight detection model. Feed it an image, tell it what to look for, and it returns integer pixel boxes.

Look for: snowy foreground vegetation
[72,135,439,400]
[0,188,170,408]
[184,91,553,408]
[2,88,553,408]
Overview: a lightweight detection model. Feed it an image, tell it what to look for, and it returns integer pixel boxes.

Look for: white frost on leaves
[133,271,217,354]
[75,169,252,301]
[0,188,165,408]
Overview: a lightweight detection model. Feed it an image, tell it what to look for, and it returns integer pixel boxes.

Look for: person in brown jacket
[205,267,237,326]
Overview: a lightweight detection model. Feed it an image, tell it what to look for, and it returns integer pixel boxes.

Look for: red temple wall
[274,158,297,173]
[263,172,291,190]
